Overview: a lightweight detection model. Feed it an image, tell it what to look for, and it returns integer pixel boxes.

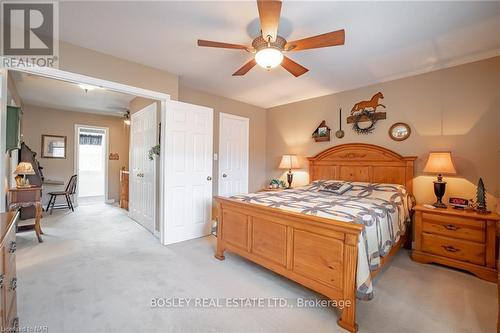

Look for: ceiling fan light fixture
[255,47,283,70]
[123,111,131,125]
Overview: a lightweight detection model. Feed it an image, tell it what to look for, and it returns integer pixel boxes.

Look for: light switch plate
[213,153,218,161]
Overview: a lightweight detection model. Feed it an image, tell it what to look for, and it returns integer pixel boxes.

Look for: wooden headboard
[307,143,417,193]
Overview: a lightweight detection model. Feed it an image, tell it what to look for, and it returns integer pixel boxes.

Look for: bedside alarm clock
[449,197,469,209]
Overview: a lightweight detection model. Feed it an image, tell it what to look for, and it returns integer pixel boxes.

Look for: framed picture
[388,123,411,141]
[41,134,67,159]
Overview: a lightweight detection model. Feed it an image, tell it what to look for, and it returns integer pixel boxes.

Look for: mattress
[231,180,413,300]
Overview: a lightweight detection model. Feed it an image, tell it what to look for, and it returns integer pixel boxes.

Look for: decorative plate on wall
[388,123,411,141]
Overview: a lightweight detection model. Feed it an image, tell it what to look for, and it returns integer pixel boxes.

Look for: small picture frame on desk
[41,134,67,159]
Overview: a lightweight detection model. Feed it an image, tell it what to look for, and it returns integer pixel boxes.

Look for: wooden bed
[214,143,416,332]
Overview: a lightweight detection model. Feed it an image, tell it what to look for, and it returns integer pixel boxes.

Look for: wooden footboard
[215,196,364,333]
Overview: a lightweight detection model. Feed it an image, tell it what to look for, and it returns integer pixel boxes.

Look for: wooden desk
[8,187,43,242]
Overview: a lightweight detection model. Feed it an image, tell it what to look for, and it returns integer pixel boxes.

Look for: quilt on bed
[231,180,413,300]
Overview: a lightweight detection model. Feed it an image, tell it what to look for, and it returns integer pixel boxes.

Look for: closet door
[218,113,249,197]
[164,101,213,244]
[129,103,157,233]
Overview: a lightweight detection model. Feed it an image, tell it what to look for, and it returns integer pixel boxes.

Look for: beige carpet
[16,204,497,333]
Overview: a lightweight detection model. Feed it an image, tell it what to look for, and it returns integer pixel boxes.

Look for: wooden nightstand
[412,204,499,282]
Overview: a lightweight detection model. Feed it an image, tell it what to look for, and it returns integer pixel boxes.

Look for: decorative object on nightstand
[279,154,300,188]
[312,120,331,142]
[474,178,489,214]
[268,178,286,190]
[423,152,457,208]
[412,204,499,282]
[13,162,35,188]
[449,197,469,209]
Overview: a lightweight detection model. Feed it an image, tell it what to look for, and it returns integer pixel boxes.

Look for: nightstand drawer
[421,233,485,265]
[422,213,485,243]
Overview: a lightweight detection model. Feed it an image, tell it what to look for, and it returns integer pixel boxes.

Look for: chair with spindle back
[46,175,78,214]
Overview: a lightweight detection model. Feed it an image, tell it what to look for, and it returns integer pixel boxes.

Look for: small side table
[412,204,499,282]
[8,187,43,243]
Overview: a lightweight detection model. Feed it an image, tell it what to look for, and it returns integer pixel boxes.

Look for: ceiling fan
[197,0,345,77]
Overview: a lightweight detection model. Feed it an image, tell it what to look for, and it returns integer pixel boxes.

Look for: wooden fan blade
[197,39,249,50]
[286,29,345,51]
[257,0,282,42]
[233,59,257,76]
[281,56,308,77]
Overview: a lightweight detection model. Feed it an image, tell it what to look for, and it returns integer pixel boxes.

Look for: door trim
[2,66,170,244]
[74,124,109,206]
[218,112,249,196]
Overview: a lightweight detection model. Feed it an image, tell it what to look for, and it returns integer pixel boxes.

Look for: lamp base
[286,170,293,189]
[432,201,447,208]
[432,180,447,208]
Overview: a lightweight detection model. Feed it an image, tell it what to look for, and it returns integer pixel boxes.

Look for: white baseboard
[105,199,116,204]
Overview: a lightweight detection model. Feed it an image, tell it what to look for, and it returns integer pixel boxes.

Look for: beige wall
[179,86,267,194]
[59,42,179,100]
[21,105,130,202]
[267,56,500,211]
[129,97,158,114]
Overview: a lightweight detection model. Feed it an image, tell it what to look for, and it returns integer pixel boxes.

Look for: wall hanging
[148,144,160,160]
[347,92,387,134]
[334,108,344,139]
[388,122,411,141]
[109,153,120,160]
[312,120,331,142]
[41,134,66,159]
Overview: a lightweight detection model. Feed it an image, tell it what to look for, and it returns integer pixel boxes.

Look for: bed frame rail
[215,197,363,332]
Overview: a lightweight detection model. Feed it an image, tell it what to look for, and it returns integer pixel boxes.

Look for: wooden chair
[46,175,77,214]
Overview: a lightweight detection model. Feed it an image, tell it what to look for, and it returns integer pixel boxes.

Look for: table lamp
[13,162,35,188]
[279,154,300,188]
[423,152,457,208]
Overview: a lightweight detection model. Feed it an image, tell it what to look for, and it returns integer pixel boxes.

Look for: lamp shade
[423,152,457,175]
[14,162,35,175]
[279,154,300,170]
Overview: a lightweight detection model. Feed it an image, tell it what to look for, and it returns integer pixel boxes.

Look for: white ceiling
[12,71,135,116]
[59,1,500,108]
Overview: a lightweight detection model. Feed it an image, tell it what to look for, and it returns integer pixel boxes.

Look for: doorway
[75,125,109,205]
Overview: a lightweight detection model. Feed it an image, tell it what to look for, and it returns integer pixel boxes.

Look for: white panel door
[129,103,157,233]
[218,113,249,197]
[164,101,213,244]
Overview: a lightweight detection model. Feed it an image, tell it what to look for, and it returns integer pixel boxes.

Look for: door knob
[222,173,227,178]
[207,176,212,181]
